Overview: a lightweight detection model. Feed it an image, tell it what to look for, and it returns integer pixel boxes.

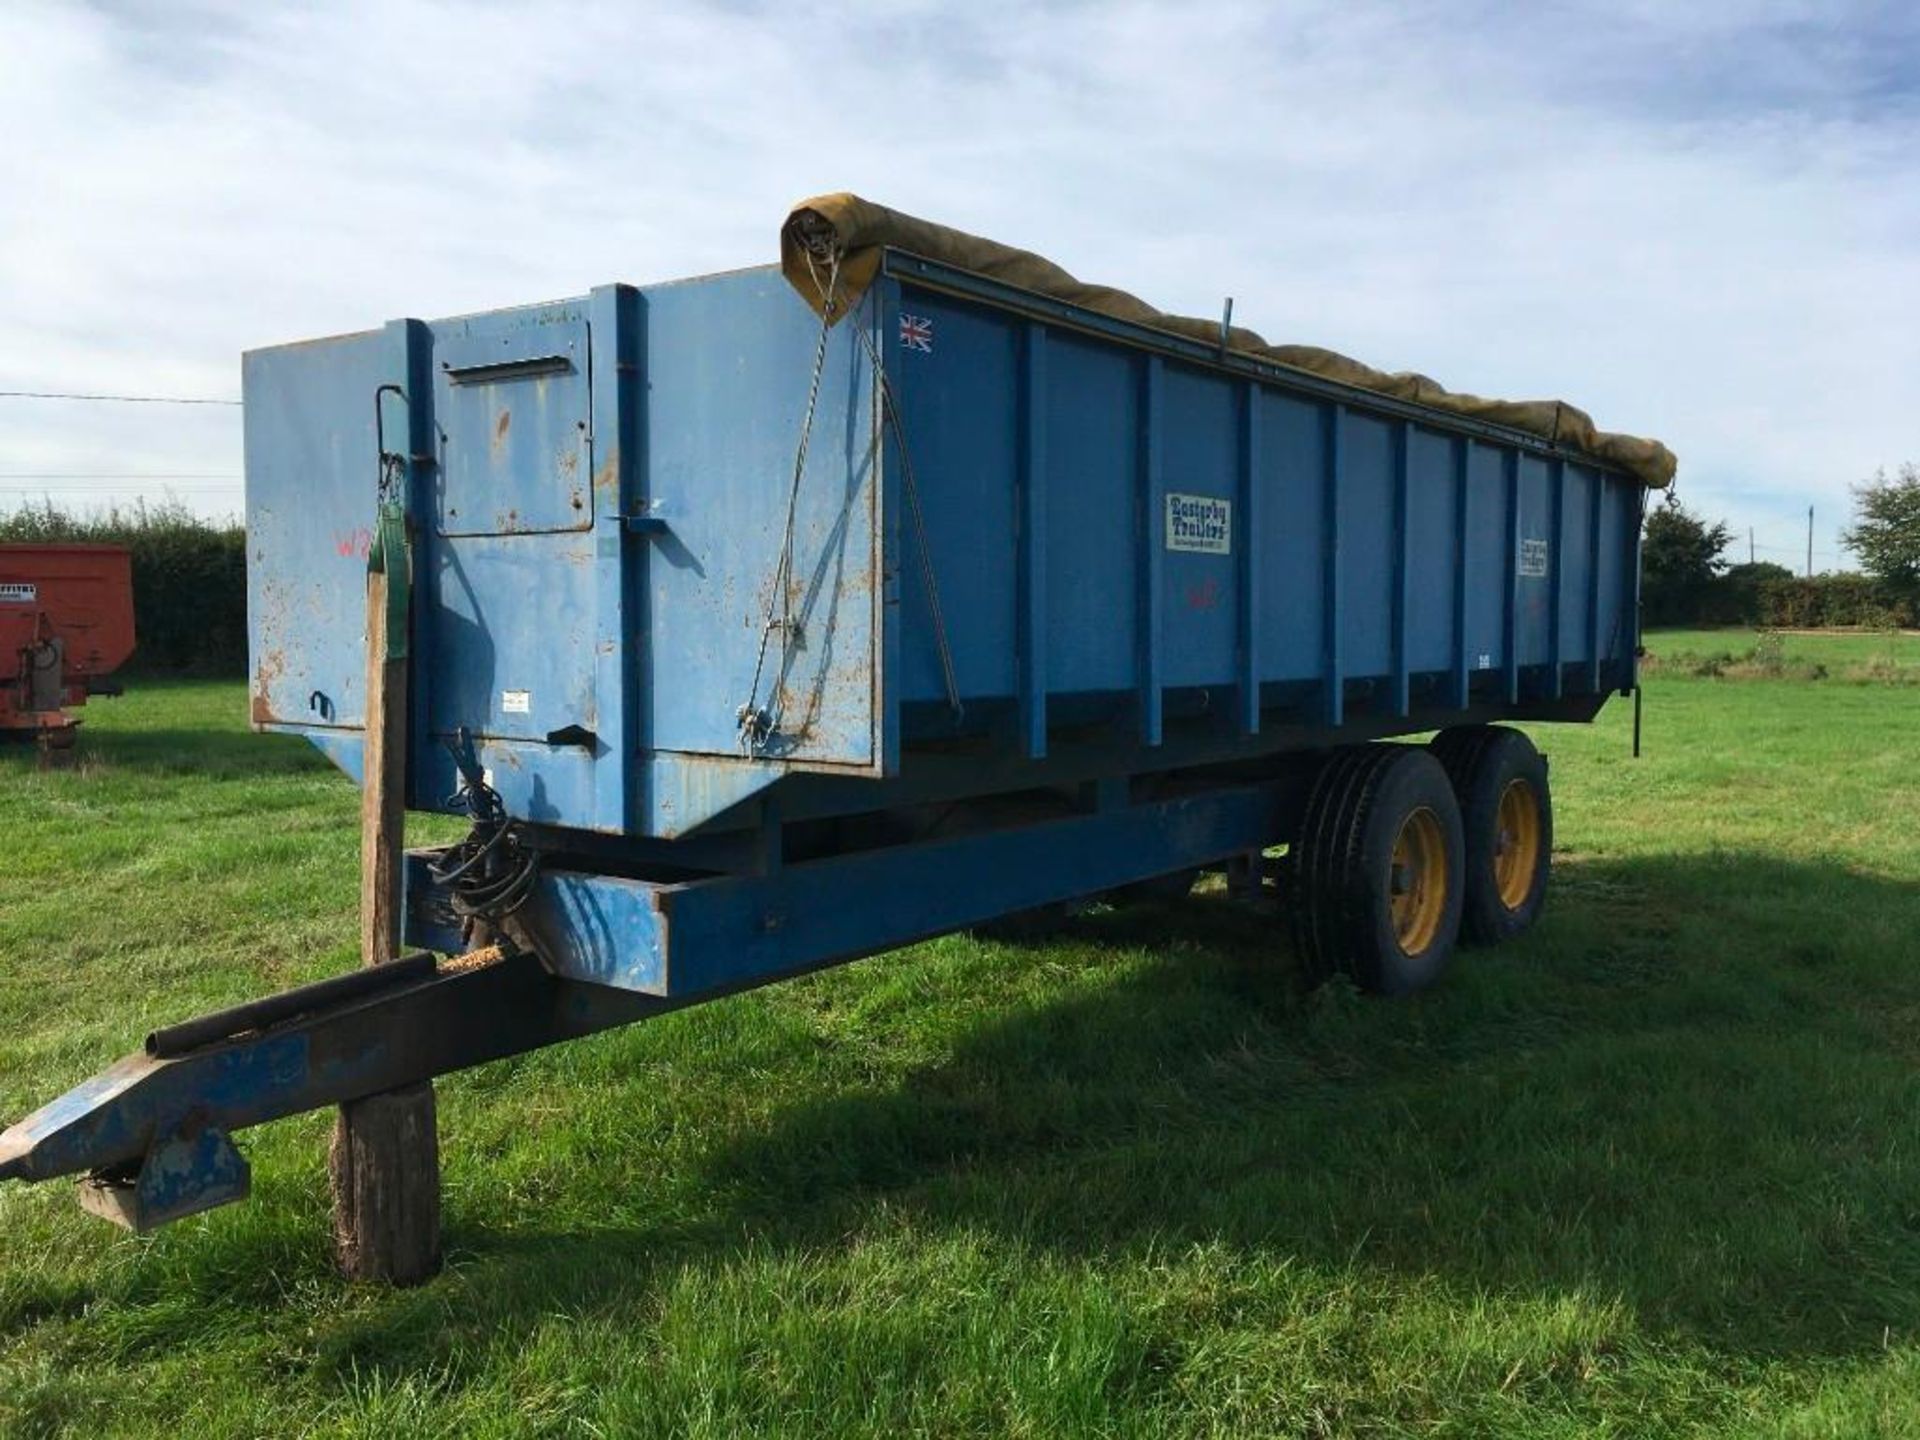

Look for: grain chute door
[425,306,599,749]
[435,315,593,537]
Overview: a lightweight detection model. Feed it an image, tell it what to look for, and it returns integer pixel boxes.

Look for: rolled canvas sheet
[782,192,1676,489]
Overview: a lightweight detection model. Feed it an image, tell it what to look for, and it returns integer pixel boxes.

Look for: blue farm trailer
[0,196,1671,1233]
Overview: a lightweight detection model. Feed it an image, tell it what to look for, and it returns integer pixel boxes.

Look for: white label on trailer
[1519,538,1550,578]
[0,582,35,603]
[501,689,531,715]
[1165,493,1232,554]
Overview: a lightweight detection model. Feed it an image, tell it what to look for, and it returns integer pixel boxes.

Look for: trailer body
[2,244,1650,1230]
[248,261,1640,839]
[0,544,135,750]
[240,254,1640,991]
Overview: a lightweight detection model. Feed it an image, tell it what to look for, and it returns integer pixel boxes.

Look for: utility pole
[1749,527,1755,565]
[1807,506,1814,578]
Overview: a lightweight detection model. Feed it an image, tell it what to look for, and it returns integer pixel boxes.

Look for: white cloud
[1,0,1914,566]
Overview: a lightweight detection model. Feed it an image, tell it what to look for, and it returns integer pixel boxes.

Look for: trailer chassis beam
[0,951,664,1218]
[410,775,1308,996]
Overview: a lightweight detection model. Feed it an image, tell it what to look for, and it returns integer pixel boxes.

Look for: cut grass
[1,634,1917,1437]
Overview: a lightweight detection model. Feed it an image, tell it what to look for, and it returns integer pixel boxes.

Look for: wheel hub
[1388,806,1448,955]
[1491,778,1541,911]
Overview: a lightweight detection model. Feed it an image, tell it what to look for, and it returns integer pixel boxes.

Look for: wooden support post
[329,544,441,1285]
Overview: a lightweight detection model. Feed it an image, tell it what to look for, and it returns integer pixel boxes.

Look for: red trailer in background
[0,545,136,760]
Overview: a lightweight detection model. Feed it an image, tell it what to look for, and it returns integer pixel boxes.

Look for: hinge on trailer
[371,384,414,661]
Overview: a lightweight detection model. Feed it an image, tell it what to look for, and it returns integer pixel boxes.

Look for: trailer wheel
[1290,745,1464,995]
[1428,726,1551,944]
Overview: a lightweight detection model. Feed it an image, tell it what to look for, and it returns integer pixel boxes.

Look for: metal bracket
[78,1121,249,1234]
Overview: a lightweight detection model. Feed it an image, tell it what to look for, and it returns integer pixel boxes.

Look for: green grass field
[1642,627,1920,681]
[3,633,1918,1437]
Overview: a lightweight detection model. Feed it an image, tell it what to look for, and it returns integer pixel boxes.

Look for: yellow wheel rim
[1388,806,1448,955]
[1492,778,1542,911]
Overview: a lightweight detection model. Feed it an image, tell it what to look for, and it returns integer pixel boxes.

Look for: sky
[2,0,1915,570]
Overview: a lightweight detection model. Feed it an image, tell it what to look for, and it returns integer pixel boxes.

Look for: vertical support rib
[1629,485,1647,695]
[1451,436,1471,710]
[1391,419,1411,717]
[876,280,904,776]
[1138,355,1164,746]
[1237,380,1261,735]
[1503,448,1520,705]
[1018,323,1048,759]
[1323,403,1344,727]
[1587,469,1605,693]
[390,319,432,805]
[588,284,640,830]
[1547,456,1566,700]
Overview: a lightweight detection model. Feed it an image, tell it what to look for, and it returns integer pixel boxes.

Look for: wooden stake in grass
[329,518,441,1286]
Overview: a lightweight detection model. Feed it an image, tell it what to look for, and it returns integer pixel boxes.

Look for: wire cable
[0,473,240,481]
[0,389,240,406]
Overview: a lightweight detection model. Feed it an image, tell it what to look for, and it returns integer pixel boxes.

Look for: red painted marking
[334,527,373,559]
[1185,575,1222,611]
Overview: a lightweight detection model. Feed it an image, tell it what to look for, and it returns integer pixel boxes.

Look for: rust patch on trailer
[592,452,619,496]
[251,647,287,725]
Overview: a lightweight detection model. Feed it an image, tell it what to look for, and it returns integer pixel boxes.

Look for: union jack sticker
[898,313,934,353]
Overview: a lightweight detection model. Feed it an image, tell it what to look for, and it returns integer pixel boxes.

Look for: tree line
[1643,464,1920,629]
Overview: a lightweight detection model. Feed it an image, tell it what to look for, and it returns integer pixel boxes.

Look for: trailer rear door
[423,305,600,750]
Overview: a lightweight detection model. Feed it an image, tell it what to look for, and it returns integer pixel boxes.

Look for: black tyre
[1108,868,1200,906]
[1290,745,1465,995]
[1428,726,1551,944]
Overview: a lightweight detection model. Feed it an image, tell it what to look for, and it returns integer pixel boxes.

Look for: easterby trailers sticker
[0,583,36,603]
[1165,493,1232,555]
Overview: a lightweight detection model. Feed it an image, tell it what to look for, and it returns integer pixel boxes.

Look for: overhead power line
[0,486,238,495]
[0,473,240,481]
[1750,541,1844,562]
[0,389,241,406]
